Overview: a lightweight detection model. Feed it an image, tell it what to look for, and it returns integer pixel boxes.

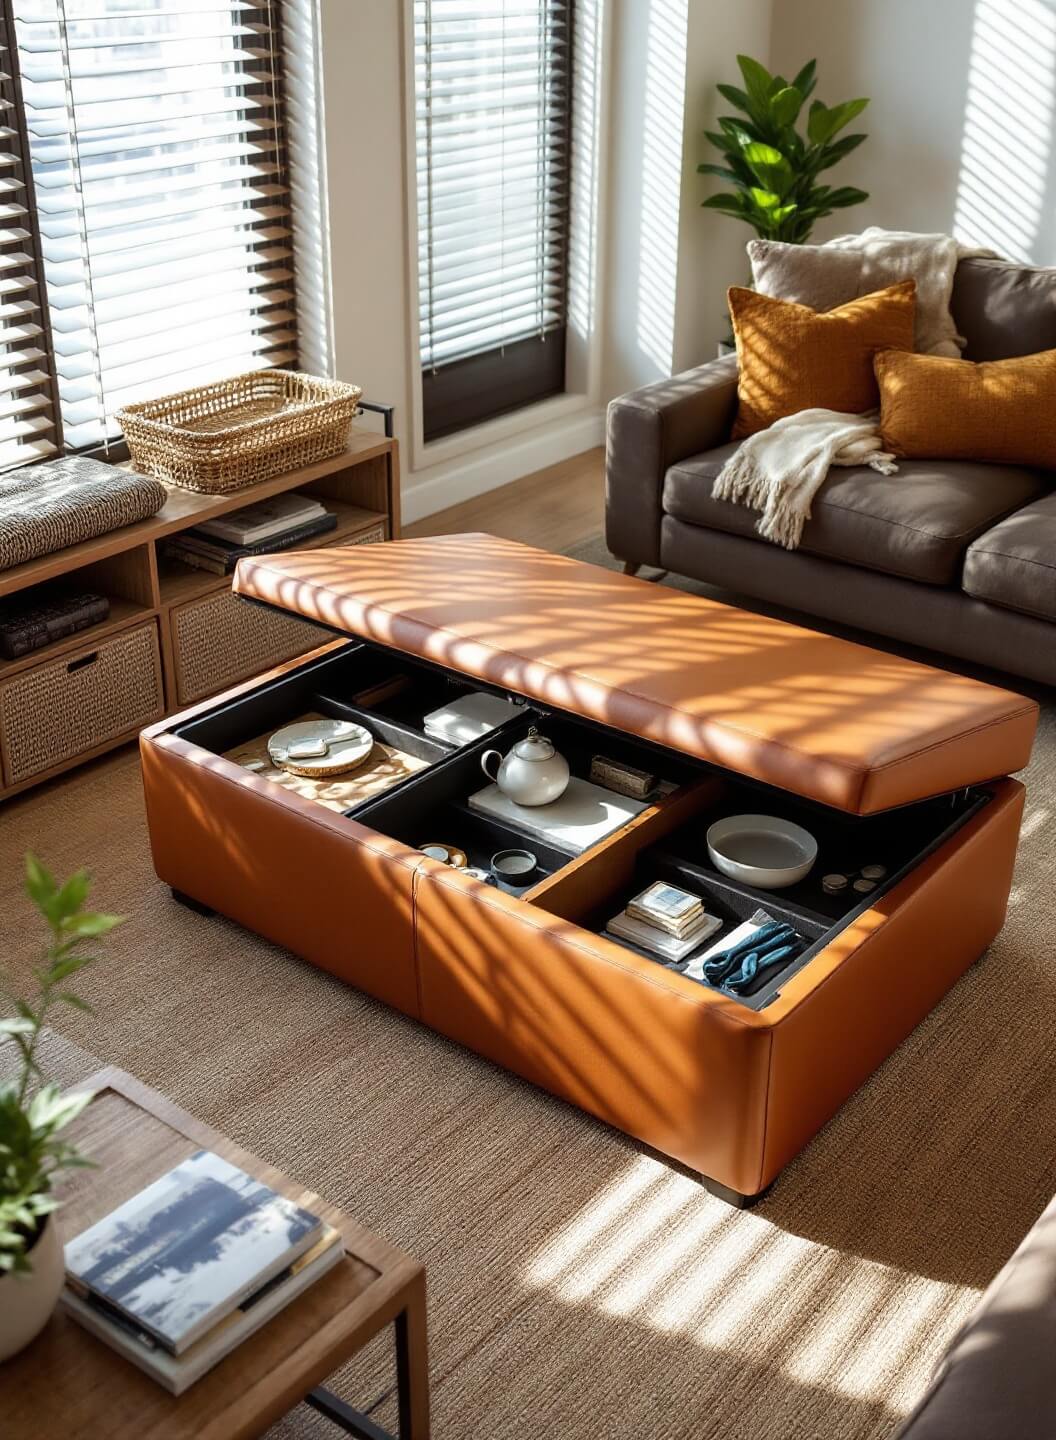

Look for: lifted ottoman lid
[234,533,1038,816]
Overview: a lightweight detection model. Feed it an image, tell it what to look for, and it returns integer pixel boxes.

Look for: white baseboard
[401,407,605,526]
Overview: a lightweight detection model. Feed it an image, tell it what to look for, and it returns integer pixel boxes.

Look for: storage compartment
[353,709,702,888]
[526,773,989,1008]
[173,641,535,818]
[0,621,164,785]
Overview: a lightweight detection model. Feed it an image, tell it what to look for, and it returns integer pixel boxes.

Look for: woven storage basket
[172,587,332,706]
[116,370,363,495]
[0,622,163,786]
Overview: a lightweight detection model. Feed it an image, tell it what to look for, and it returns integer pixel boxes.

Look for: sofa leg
[171,887,216,918]
[622,560,641,576]
[701,1174,768,1209]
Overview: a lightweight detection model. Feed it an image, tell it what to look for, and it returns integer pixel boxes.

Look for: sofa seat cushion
[663,445,1050,586]
[963,492,1056,622]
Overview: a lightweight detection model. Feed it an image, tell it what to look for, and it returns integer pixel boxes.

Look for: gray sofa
[894,1192,1056,1438]
[606,257,1056,686]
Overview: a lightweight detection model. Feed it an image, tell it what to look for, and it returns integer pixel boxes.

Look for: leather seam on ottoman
[864,703,1037,774]
[421,869,764,1030]
[152,735,425,871]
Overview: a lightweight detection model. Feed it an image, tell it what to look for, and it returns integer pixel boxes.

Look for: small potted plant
[0,855,121,1361]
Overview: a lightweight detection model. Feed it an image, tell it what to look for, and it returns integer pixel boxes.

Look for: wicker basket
[117,370,363,495]
[172,587,332,706]
[0,622,164,786]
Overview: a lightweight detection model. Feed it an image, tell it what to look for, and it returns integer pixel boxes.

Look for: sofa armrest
[605,353,738,568]
[895,1192,1056,1439]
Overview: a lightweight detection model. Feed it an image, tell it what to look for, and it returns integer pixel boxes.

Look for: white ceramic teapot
[481,727,570,807]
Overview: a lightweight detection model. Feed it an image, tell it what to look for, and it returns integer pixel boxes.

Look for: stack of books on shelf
[61,1149,343,1394]
[163,493,338,576]
[0,583,110,660]
[606,881,722,962]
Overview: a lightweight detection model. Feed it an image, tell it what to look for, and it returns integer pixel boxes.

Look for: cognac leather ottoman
[141,535,1037,1204]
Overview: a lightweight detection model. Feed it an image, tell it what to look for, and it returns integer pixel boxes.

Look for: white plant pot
[0,1216,64,1361]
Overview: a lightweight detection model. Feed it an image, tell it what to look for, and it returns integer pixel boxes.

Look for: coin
[853,877,877,894]
[860,864,887,881]
[822,873,849,894]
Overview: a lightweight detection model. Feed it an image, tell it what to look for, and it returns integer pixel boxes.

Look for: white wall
[311,0,1056,524]
[602,0,773,399]
[770,0,1056,265]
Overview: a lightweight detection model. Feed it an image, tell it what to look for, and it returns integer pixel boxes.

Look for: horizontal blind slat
[11,0,296,451]
[417,0,571,423]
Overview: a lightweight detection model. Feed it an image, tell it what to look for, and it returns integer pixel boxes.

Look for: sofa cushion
[963,492,1056,622]
[728,280,916,437]
[951,256,1056,360]
[876,346,1056,470]
[664,445,1050,586]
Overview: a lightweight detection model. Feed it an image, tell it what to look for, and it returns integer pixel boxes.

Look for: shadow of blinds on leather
[414,0,573,442]
[10,0,299,451]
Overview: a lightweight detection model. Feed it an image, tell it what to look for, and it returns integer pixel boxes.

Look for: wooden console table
[0,428,399,802]
[3,1065,430,1440]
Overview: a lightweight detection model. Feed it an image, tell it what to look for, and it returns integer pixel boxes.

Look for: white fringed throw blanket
[713,409,897,550]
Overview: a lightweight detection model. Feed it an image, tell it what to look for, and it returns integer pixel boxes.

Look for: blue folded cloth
[701,920,805,994]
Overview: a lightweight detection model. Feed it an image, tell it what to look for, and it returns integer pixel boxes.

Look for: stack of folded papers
[606,881,721,961]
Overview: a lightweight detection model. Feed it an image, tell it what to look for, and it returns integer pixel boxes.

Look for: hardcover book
[61,1225,344,1394]
[164,512,338,575]
[195,493,326,545]
[64,1150,323,1355]
[0,585,110,660]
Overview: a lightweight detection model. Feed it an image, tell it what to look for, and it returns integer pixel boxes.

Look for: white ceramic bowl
[706,813,818,890]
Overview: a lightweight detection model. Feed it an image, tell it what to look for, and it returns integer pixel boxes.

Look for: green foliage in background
[700,55,870,243]
[0,856,122,1273]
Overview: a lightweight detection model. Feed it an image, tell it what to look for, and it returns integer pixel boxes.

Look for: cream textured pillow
[876,347,1056,467]
[749,228,966,357]
[729,280,917,438]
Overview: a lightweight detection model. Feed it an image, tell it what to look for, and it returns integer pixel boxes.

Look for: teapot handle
[481,749,502,782]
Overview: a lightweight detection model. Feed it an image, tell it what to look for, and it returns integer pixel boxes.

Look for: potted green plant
[700,55,870,243]
[0,855,121,1361]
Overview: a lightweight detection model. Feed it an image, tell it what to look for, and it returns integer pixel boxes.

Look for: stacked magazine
[606,881,722,962]
[61,1150,343,1394]
[163,493,338,575]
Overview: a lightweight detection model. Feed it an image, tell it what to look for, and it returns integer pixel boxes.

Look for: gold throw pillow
[876,347,1056,468]
[729,280,917,438]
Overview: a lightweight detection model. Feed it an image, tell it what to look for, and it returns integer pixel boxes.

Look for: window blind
[414,0,572,441]
[0,1,61,468]
[11,0,297,451]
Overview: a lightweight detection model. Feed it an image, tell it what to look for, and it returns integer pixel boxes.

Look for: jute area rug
[1,537,1053,1439]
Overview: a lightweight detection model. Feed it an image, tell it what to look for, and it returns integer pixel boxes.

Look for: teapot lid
[513,726,556,761]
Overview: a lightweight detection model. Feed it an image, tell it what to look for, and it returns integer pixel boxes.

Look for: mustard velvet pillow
[729,279,917,439]
[876,347,1056,468]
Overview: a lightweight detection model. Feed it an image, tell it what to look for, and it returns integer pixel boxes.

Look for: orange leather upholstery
[412,781,1023,1195]
[140,726,424,1018]
[234,534,1037,816]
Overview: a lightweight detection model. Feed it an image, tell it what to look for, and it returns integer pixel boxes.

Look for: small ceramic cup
[491,848,538,891]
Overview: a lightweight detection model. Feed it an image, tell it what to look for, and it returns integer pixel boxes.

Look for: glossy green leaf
[769,85,803,127]
[737,53,774,109]
[716,83,752,114]
[791,59,817,100]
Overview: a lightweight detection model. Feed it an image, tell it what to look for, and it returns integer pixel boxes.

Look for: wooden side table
[1,1066,430,1440]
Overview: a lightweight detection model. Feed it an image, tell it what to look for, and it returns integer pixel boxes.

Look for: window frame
[410,0,575,446]
[5,0,299,462]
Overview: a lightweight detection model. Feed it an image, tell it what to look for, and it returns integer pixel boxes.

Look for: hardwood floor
[404,446,604,550]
